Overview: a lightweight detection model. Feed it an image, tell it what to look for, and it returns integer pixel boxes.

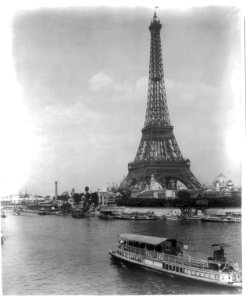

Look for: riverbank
[100,206,241,217]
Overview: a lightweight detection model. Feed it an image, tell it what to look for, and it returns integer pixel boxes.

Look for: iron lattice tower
[122,12,201,190]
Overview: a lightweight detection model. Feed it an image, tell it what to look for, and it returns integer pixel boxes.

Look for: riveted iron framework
[123,12,201,190]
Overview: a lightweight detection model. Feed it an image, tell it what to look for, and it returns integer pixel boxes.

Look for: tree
[90,192,99,206]
[73,193,82,204]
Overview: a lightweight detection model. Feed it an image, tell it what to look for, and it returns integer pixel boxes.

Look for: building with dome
[213,173,235,196]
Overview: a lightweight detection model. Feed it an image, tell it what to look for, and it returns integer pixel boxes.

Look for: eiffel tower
[122,12,201,190]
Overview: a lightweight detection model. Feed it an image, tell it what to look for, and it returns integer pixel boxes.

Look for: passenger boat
[182,209,204,221]
[165,211,180,221]
[201,215,241,223]
[114,211,157,221]
[113,213,132,220]
[183,215,202,221]
[131,211,157,221]
[109,233,242,288]
[98,211,116,220]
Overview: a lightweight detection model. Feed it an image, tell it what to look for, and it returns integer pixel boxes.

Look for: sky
[0,1,243,196]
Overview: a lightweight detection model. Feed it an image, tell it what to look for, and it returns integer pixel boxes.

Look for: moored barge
[201,214,241,223]
[109,233,242,288]
[114,211,157,220]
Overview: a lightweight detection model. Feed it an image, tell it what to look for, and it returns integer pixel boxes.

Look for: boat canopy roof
[118,233,170,245]
[211,243,231,248]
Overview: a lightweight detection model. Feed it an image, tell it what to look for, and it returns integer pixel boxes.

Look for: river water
[1,210,242,295]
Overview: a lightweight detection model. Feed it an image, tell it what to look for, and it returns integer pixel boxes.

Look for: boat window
[155,245,163,252]
[176,267,180,272]
[146,244,154,251]
[169,265,172,270]
[139,243,145,249]
[172,265,175,271]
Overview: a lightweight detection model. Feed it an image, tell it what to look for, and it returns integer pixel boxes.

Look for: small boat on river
[98,211,116,220]
[113,213,131,220]
[131,211,157,220]
[1,211,6,218]
[201,214,241,223]
[109,233,242,288]
[166,211,180,221]
[182,209,204,221]
[114,211,157,221]
[1,231,4,244]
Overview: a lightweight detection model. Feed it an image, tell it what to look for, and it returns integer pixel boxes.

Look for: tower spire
[154,6,159,19]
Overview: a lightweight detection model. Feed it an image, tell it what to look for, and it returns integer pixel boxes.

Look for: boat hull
[114,215,156,220]
[98,214,115,220]
[166,216,180,221]
[109,250,242,289]
[183,216,202,221]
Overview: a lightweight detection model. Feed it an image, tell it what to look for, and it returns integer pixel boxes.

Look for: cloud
[165,77,176,89]
[88,72,148,99]
[88,71,135,96]
[88,71,114,90]
[135,76,148,91]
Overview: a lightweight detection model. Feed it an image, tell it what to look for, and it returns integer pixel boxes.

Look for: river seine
[1,210,242,295]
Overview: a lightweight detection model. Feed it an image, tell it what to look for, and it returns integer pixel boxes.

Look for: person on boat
[117,240,125,249]
[220,246,224,257]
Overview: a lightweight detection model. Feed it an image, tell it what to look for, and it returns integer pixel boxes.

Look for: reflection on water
[1,212,241,295]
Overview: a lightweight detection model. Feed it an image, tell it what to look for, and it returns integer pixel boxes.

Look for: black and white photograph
[0,0,244,296]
